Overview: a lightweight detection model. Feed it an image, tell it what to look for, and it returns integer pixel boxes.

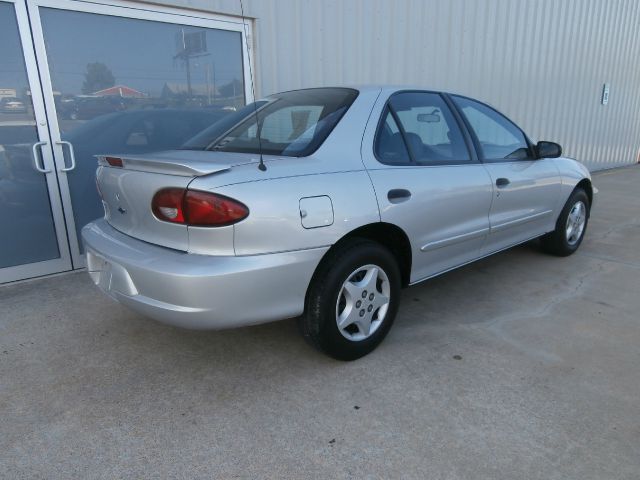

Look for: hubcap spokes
[336,264,390,341]
[566,201,586,246]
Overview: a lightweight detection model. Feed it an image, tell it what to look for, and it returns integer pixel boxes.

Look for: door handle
[32,141,51,173]
[387,188,412,203]
[56,140,77,172]
[496,177,510,188]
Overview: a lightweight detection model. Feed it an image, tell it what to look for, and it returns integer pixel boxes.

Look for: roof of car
[356,85,464,95]
[263,85,456,97]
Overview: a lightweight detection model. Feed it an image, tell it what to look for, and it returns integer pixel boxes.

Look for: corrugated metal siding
[154,0,640,170]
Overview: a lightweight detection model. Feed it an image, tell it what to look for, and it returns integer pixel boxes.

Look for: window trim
[373,90,478,167]
[447,93,537,163]
[388,105,416,164]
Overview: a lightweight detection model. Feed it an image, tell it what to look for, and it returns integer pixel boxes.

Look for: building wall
[148,0,639,171]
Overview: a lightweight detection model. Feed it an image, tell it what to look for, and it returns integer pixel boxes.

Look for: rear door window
[375,109,411,164]
[376,92,471,165]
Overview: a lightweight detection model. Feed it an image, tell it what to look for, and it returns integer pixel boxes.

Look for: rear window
[182,88,358,157]
[181,102,268,151]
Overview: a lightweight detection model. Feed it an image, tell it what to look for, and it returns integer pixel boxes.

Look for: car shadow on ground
[84,239,554,369]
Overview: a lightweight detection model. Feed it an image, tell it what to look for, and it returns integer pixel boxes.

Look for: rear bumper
[82,219,327,329]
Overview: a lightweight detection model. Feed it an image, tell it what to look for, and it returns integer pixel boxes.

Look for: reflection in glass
[39,8,246,250]
[0,3,59,269]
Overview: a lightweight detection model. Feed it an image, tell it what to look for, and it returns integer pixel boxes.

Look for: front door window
[452,95,532,161]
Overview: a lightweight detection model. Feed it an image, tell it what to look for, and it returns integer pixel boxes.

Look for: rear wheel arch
[300,232,404,360]
[308,222,412,293]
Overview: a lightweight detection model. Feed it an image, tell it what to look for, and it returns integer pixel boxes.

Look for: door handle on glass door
[56,140,77,172]
[496,178,510,188]
[32,141,51,173]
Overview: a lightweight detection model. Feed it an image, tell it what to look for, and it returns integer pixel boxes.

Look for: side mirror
[536,141,562,159]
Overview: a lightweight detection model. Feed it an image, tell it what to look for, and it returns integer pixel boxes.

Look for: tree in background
[81,62,115,94]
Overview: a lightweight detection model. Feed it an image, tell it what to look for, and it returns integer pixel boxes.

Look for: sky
[0,4,246,98]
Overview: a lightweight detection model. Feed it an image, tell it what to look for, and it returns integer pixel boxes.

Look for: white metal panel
[138,0,640,170]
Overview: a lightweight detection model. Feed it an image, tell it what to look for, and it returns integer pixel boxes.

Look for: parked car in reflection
[82,86,595,361]
[0,97,27,114]
[0,121,54,257]
[62,96,128,120]
[0,121,40,183]
[55,96,80,120]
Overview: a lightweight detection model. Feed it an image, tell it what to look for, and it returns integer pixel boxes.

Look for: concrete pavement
[1,165,639,479]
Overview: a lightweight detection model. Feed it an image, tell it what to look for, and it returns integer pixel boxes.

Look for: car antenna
[240,0,266,171]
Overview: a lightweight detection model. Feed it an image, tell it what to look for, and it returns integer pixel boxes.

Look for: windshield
[181,88,358,157]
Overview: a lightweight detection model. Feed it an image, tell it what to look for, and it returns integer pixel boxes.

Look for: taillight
[151,188,185,223]
[151,188,249,227]
[184,190,250,226]
[105,156,123,167]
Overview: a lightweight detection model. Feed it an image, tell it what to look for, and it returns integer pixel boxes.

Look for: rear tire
[299,238,401,361]
[540,188,590,256]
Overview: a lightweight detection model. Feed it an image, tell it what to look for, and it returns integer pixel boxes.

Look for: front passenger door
[451,95,562,255]
[362,92,494,283]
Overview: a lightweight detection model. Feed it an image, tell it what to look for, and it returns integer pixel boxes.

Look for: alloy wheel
[335,264,391,341]
[565,200,587,246]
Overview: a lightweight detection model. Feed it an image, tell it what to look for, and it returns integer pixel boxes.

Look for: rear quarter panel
[187,87,384,256]
[206,170,380,255]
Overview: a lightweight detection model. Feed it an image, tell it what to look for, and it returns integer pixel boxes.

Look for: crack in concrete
[579,252,640,269]
[597,221,640,241]
[473,261,607,363]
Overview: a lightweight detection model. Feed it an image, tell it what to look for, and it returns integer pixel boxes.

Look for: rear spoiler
[95,150,258,177]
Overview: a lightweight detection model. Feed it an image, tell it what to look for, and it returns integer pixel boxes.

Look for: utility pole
[174,29,209,102]
[185,55,192,98]
[205,63,211,105]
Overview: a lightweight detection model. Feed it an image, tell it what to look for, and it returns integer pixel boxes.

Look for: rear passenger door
[451,95,562,254]
[361,91,494,283]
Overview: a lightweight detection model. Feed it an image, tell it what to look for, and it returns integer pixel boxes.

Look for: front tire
[300,238,401,361]
[540,188,590,256]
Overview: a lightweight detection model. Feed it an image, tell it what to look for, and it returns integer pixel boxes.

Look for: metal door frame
[0,0,73,283]
[26,0,256,268]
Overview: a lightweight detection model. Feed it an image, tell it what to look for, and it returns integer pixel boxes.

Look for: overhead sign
[176,30,207,56]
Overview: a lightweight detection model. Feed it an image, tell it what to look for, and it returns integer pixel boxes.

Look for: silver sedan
[83,86,594,360]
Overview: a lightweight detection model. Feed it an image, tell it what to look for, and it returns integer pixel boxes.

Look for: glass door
[0,0,72,283]
[27,0,254,267]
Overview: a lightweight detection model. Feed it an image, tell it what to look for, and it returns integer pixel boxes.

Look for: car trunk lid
[96,150,259,251]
